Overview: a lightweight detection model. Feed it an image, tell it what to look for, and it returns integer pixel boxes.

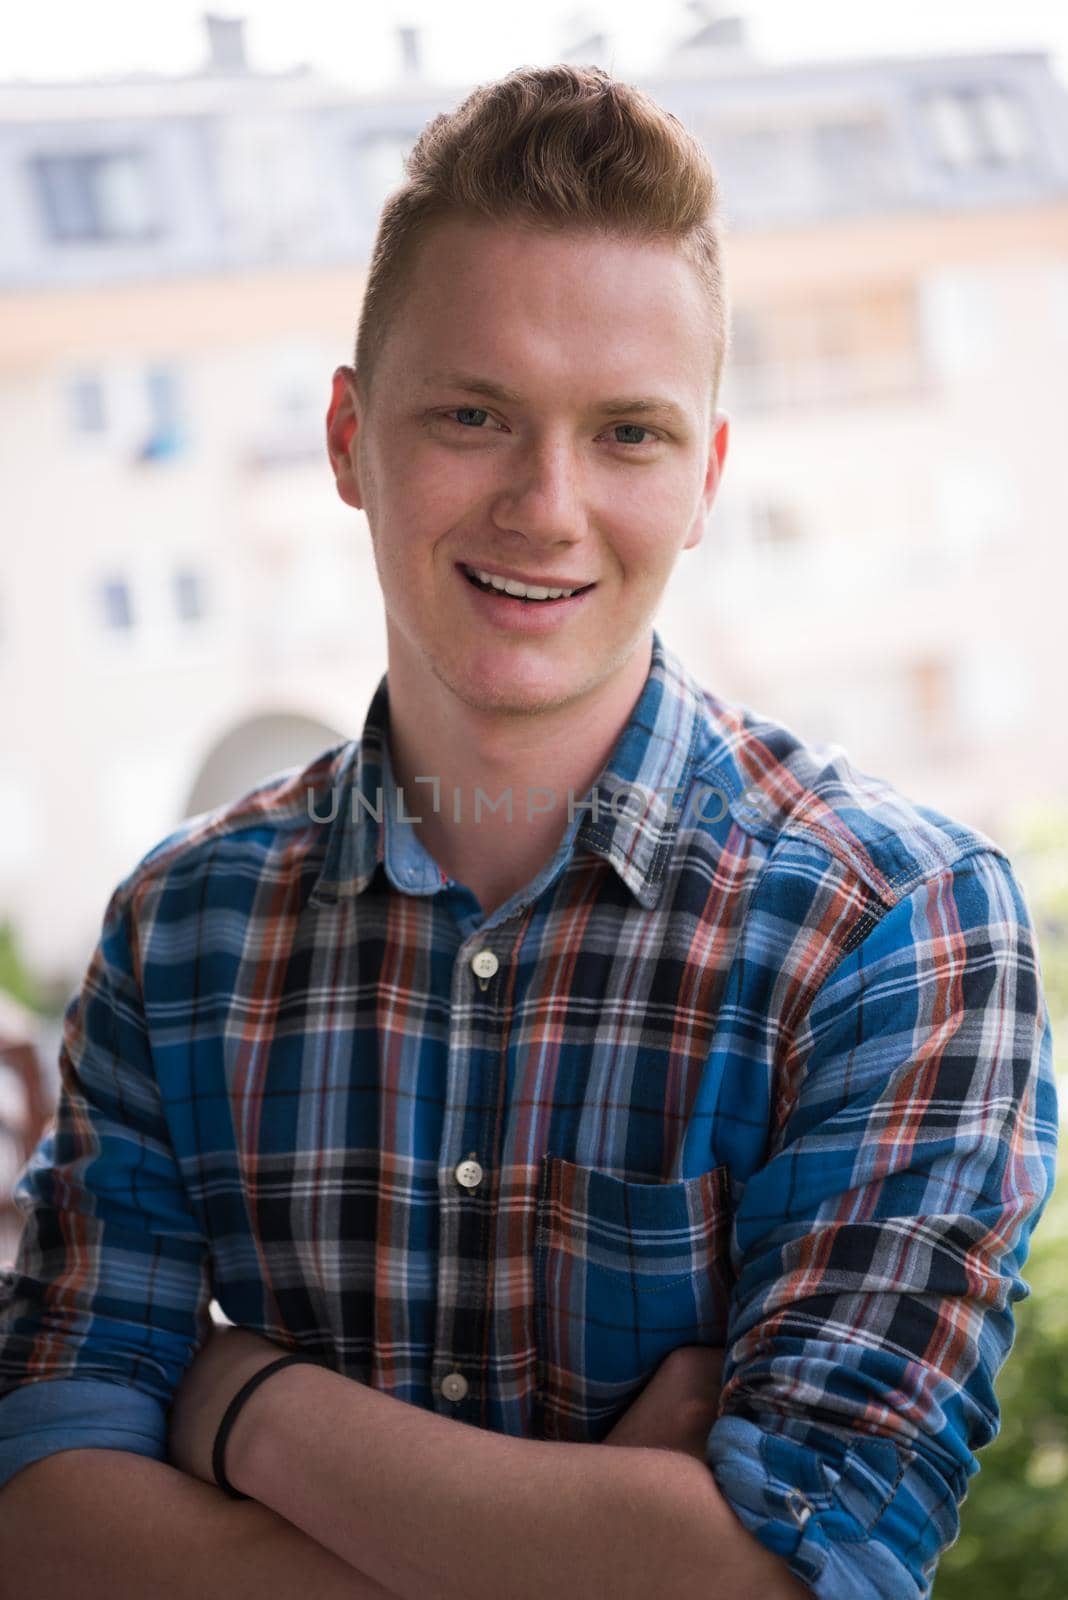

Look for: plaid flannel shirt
[0,630,1058,1597]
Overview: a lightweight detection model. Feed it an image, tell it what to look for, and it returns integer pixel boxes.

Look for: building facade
[1,14,1066,992]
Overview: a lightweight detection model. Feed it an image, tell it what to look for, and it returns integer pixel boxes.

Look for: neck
[382,633,653,909]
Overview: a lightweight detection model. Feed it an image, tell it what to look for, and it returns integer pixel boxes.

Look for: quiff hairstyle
[352,63,729,407]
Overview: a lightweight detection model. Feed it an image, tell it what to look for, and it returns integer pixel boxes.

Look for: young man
[0,64,1057,1600]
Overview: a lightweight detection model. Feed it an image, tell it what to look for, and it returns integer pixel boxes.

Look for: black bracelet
[212,1353,321,1500]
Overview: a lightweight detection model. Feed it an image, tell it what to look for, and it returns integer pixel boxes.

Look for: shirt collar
[308,629,715,912]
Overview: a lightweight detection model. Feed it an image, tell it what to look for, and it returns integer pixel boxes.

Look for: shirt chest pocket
[532,1154,734,1443]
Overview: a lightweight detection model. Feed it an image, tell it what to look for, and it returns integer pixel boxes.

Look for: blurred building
[0,11,1066,995]
[653,18,1068,854]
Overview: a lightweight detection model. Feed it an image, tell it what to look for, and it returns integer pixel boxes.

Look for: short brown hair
[353,63,729,406]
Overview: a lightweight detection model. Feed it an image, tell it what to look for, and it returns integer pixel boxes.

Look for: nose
[491,438,585,548]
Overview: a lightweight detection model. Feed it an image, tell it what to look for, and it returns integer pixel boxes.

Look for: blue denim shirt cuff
[0,1377,168,1493]
[706,1411,946,1599]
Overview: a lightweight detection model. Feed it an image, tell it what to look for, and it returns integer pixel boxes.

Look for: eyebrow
[420,370,690,427]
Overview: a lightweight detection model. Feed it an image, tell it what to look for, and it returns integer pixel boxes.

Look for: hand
[167,1324,291,1488]
[603,1344,726,1462]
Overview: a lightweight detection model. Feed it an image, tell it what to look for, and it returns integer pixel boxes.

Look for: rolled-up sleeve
[0,878,213,1492]
[706,848,1059,1598]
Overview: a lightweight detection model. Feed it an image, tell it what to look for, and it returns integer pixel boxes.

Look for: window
[918,269,996,379]
[717,125,790,186]
[725,288,921,410]
[729,308,767,368]
[953,646,1032,733]
[751,498,804,548]
[354,131,417,213]
[712,124,797,223]
[0,781,36,874]
[1052,266,1068,344]
[173,569,205,624]
[245,339,332,468]
[977,88,1032,164]
[922,86,1033,171]
[709,494,804,557]
[139,365,186,461]
[924,93,977,168]
[813,118,899,205]
[68,374,107,433]
[99,577,134,632]
[31,150,157,242]
[147,366,178,428]
[723,307,775,409]
[937,460,1014,553]
[908,654,953,729]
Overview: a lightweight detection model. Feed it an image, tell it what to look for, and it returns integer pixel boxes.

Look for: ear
[683,410,730,553]
[326,365,364,509]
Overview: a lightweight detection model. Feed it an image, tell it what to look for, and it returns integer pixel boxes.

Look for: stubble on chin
[433,666,586,720]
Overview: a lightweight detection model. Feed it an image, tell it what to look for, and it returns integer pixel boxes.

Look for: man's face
[328,216,729,720]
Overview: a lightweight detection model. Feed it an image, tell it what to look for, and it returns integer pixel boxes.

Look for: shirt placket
[433,934,506,1426]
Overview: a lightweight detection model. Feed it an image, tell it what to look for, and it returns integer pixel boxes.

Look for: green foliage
[1012,802,1068,1033]
[932,1141,1068,1597]
[0,918,45,1014]
[933,805,1068,1598]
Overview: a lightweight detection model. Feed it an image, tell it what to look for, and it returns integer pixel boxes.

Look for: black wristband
[212,1353,321,1500]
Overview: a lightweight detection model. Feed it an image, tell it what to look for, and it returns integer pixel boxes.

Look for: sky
[2,0,1067,90]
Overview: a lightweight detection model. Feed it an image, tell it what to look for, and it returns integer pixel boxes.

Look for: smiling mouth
[460,564,596,603]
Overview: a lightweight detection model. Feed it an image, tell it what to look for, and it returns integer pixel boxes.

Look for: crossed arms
[0,1341,809,1600]
[0,848,1058,1598]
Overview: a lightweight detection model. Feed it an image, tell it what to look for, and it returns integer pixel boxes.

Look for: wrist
[224,1357,316,1498]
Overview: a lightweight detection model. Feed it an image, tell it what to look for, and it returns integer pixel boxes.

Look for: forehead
[384,216,712,394]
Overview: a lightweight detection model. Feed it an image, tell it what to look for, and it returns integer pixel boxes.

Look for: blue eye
[440,410,657,447]
[613,424,652,446]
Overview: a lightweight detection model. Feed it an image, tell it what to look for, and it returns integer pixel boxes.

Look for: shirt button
[785,1489,813,1529]
[471,949,499,980]
[441,1371,468,1403]
[455,1157,484,1190]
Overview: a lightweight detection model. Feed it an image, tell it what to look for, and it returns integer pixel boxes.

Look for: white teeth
[472,567,575,600]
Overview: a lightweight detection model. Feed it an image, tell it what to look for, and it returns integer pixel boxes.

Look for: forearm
[0,1448,403,1600]
[235,1367,811,1600]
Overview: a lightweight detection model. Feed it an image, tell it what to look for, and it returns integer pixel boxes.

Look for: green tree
[933,805,1068,1597]
[0,917,45,1014]
[933,1142,1068,1598]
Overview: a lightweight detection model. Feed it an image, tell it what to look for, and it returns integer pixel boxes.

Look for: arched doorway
[182,710,348,819]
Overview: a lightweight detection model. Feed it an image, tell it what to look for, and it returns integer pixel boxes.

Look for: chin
[456,680,573,717]
[439,657,587,717]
